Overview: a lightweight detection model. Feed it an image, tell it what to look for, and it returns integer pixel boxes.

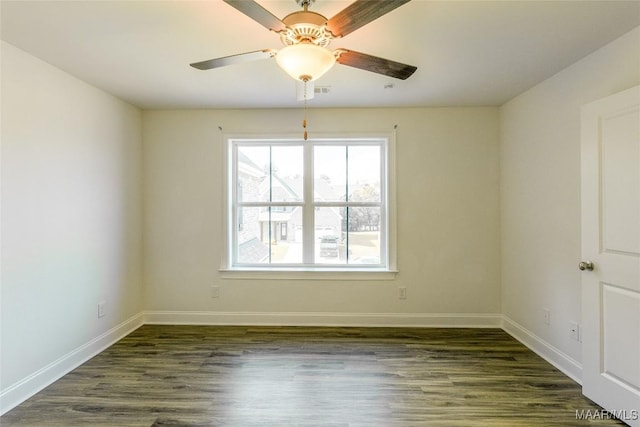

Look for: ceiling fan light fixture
[275,43,335,82]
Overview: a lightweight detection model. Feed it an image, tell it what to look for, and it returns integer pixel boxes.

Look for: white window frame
[220,134,397,280]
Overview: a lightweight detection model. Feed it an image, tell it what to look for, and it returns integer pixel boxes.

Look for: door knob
[579,261,594,271]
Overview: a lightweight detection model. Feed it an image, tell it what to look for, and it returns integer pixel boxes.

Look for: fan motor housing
[280,11,332,47]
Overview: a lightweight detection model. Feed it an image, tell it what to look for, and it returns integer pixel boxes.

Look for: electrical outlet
[398,287,407,300]
[98,301,106,318]
[543,308,550,325]
[211,286,220,298]
[570,322,580,341]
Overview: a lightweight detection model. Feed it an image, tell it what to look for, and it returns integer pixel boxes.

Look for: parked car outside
[319,235,339,257]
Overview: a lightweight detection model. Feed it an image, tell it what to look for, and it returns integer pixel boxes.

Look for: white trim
[219,268,398,280]
[386,129,397,270]
[143,310,502,328]
[226,134,394,270]
[501,315,582,384]
[0,313,144,416]
[303,140,314,263]
[220,130,231,270]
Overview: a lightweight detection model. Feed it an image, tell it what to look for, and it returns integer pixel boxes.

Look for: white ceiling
[2,0,639,109]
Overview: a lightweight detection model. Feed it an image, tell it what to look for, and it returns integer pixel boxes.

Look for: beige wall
[500,27,640,363]
[1,42,143,402]
[142,107,501,320]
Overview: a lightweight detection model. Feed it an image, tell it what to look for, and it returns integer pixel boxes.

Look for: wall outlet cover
[98,301,106,318]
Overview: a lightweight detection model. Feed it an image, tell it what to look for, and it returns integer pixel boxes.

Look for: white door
[581,85,640,426]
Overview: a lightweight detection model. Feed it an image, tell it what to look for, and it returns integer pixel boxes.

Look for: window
[227,136,393,271]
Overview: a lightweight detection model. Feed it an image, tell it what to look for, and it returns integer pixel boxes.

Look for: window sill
[219,268,398,281]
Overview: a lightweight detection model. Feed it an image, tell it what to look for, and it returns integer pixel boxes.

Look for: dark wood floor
[2,325,623,426]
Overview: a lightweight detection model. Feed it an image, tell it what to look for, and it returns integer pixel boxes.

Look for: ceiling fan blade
[326,0,412,38]
[335,49,417,80]
[190,49,277,70]
[223,0,286,33]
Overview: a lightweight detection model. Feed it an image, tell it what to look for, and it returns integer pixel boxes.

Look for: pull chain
[302,78,308,140]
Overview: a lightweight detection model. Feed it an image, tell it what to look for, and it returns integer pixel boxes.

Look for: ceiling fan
[190,0,417,83]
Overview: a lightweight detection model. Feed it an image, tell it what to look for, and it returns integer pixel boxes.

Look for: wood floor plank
[1,326,625,426]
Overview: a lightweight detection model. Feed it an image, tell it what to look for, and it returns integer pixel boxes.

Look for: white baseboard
[143,310,503,328]
[501,315,582,384]
[0,313,144,416]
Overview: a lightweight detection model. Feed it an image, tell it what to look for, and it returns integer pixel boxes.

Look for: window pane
[237,206,268,263]
[237,145,303,203]
[271,146,303,202]
[237,206,303,264]
[346,207,381,265]
[238,146,269,202]
[314,146,346,202]
[268,206,303,264]
[348,146,381,202]
[314,207,346,264]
